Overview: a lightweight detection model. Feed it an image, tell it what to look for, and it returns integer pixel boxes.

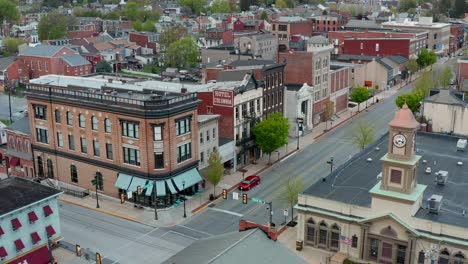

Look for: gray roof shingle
[62,55,91,66]
[19,45,66,58]
[0,56,15,71]
[6,117,30,134]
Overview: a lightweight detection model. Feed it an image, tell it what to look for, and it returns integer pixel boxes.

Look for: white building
[198,114,220,169]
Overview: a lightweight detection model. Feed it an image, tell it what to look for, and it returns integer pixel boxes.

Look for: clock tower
[380,104,421,194]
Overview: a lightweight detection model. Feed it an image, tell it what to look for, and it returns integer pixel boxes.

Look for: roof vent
[457,161,463,166]
[427,195,442,214]
[367,158,372,162]
[456,139,467,152]
[434,170,448,185]
[422,160,427,164]
[375,147,380,151]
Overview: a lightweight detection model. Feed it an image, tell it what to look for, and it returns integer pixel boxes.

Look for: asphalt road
[181,84,413,236]
[0,92,28,122]
[59,202,210,264]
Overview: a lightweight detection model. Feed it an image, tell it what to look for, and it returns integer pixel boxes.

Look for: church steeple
[380,104,421,194]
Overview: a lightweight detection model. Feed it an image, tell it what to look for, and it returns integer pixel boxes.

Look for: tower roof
[389,103,420,129]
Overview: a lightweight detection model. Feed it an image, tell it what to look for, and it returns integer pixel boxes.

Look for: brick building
[269,16,313,50]
[457,57,468,92]
[201,28,234,48]
[26,75,202,207]
[449,22,466,54]
[310,15,347,33]
[233,18,265,32]
[328,30,429,58]
[129,32,159,53]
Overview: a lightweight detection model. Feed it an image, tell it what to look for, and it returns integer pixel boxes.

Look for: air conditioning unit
[435,171,448,185]
[427,195,443,214]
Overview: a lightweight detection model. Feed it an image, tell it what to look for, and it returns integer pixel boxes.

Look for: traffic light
[242,193,248,204]
[222,189,227,199]
[120,193,125,204]
[96,252,102,264]
[137,185,142,195]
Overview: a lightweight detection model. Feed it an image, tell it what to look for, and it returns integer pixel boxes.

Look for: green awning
[115,173,133,190]
[166,179,177,194]
[128,177,147,192]
[172,168,203,190]
[144,181,166,197]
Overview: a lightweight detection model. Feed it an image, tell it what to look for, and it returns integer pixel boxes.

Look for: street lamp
[296,117,304,150]
[182,180,186,218]
[94,174,100,209]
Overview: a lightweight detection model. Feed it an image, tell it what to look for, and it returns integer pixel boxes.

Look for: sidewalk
[58,80,407,228]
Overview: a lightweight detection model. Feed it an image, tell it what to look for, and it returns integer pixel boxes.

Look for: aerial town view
[0,0,467,263]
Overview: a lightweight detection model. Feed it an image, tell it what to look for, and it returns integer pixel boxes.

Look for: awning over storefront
[128,177,147,193]
[219,141,235,163]
[166,179,177,194]
[172,168,203,190]
[9,157,20,167]
[144,181,166,197]
[115,173,133,190]
[9,245,50,264]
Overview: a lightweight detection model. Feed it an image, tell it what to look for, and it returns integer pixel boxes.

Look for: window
[46,159,54,179]
[278,24,287,31]
[25,141,30,153]
[330,224,340,249]
[37,156,44,178]
[155,153,164,169]
[177,142,192,163]
[66,112,73,125]
[38,61,42,71]
[370,238,379,260]
[319,222,327,246]
[375,43,380,52]
[123,147,140,166]
[68,134,75,150]
[36,128,49,144]
[213,128,216,139]
[17,139,22,152]
[55,110,61,123]
[360,42,364,49]
[57,132,63,147]
[453,253,465,264]
[396,244,407,264]
[153,126,162,141]
[206,131,210,141]
[79,114,85,128]
[200,132,203,143]
[390,169,402,184]
[382,242,392,258]
[434,33,438,40]
[351,235,358,248]
[45,62,49,72]
[67,65,70,72]
[106,143,113,160]
[34,105,46,120]
[105,118,112,133]
[306,218,315,243]
[235,107,239,119]
[80,137,87,153]
[95,172,103,191]
[93,140,100,156]
[9,136,14,150]
[31,60,34,70]
[176,117,191,136]
[122,121,139,138]
[200,152,204,163]
[70,165,78,183]
[417,251,425,264]
[91,116,98,131]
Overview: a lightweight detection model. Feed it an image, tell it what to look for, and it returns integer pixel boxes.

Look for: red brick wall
[343,39,410,58]
[203,68,222,82]
[4,130,34,178]
[129,33,149,48]
[289,21,313,37]
[197,91,234,139]
[222,30,234,44]
[335,93,348,113]
[457,62,468,89]
[278,51,313,85]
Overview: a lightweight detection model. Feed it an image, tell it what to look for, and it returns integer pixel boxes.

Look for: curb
[191,149,298,214]
[58,197,144,225]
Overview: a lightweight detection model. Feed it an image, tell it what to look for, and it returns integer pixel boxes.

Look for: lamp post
[296,117,304,150]
[94,174,100,209]
[239,168,248,181]
[182,180,186,218]
[330,156,334,174]
[153,179,158,220]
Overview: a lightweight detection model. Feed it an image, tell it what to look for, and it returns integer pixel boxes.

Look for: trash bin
[296,240,303,251]
[209,194,214,201]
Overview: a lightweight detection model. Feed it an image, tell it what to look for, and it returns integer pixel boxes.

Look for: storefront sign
[364,81,373,87]
[213,89,233,107]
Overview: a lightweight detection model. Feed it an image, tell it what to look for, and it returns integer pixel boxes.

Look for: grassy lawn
[0,119,11,125]
[141,64,164,74]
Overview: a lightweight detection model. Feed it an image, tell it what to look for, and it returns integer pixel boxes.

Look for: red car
[239,175,261,191]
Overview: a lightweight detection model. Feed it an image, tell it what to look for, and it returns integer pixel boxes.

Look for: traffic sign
[232,192,239,200]
[91,179,97,186]
[283,209,288,216]
[251,198,264,204]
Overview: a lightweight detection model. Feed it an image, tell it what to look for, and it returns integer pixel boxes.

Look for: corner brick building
[26,75,202,207]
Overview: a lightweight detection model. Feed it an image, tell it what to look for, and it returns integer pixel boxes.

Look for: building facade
[310,15,347,33]
[26,79,202,207]
[0,177,62,264]
[197,115,220,170]
[269,17,313,50]
[234,32,278,61]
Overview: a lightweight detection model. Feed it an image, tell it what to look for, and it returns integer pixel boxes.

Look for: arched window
[351,235,358,248]
[66,111,73,125]
[454,252,465,264]
[55,110,61,123]
[105,118,112,133]
[417,250,425,264]
[46,159,54,179]
[330,224,340,249]
[79,114,85,128]
[9,136,15,150]
[439,249,450,264]
[17,139,22,152]
[306,218,316,243]
[37,156,44,178]
[91,116,98,131]
[95,172,103,191]
[318,222,328,246]
[70,165,78,183]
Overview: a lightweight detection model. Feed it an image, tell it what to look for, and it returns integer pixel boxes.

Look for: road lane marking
[209,208,244,217]
[280,152,297,162]
[178,225,214,236]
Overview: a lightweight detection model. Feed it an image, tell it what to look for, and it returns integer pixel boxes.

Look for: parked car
[238,175,261,191]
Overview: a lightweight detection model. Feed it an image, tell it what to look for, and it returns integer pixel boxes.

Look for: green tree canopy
[453,0,467,18]
[278,176,304,224]
[397,0,417,12]
[253,113,289,163]
[178,0,206,15]
[439,66,453,88]
[159,25,188,52]
[96,61,113,73]
[395,92,423,112]
[132,20,143,31]
[210,0,231,13]
[239,0,249,11]
[414,71,433,98]
[38,12,77,40]
[141,20,156,32]
[351,121,375,151]
[406,58,419,75]
[0,0,20,23]
[2,38,25,55]
[206,149,224,197]
[275,0,288,8]
[350,86,370,111]
[166,36,199,69]
[260,11,269,20]
[417,48,437,68]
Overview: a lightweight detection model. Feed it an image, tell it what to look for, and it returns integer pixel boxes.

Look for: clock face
[393,134,407,148]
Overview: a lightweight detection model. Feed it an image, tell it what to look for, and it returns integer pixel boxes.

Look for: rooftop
[424,89,468,106]
[198,114,220,124]
[18,45,69,58]
[0,177,62,216]
[303,132,468,228]
[5,117,30,135]
[382,20,451,28]
[273,16,307,23]
[62,54,91,66]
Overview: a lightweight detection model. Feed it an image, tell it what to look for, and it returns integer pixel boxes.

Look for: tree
[414,72,433,98]
[166,37,199,68]
[38,12,77,40]
[206,149,224,197]
[406,58,419,81]
[260,11,269,20]
[351,121,375,151]
[211,0,231,13]
[2,38,25,55]
[395,92,423,112]
[178,0,206,15]
[278,176,304,224]
[397,0,417,12]
[439,66,452,88]
[275,0,288,8]
[0,0,20,23]
[227,0,237,11]
[159,25,188,52]
[453,0,467,18]
[323,99,335,129]
[123,2,141,21]
[141,20,156,32]
[350,86,370,111]
[132,20,143,31]
[96,61,112,73]
[253,113,289,164]
[417,48,436,68]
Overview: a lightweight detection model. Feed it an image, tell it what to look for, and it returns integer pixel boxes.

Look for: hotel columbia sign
[213,89,234,107]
